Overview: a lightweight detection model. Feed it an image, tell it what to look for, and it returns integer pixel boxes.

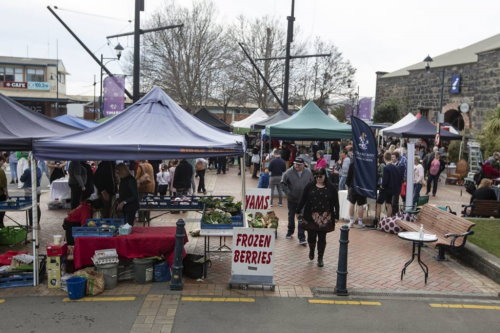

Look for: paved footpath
[0,165,499,333]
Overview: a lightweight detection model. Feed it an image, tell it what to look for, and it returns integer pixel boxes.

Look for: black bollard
[170,219,186,290]
[335,225,350,296]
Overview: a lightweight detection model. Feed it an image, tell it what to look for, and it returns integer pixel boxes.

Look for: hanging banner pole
[30,154,39,286]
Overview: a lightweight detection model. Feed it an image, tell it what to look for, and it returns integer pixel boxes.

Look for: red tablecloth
[74,226,187,269]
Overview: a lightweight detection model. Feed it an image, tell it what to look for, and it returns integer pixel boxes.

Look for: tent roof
[265,101,352,140]
[54,115,99,130]
[0,93,80,150]
[379,113,416,136]
[194,108,231,131]
[383,116,462,139]
[33,87,245,160]
[252,110,290,130]
[231,108,269,128]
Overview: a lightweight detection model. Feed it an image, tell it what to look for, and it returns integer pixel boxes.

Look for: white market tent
[231,108,269,130]
[378,113,416,136]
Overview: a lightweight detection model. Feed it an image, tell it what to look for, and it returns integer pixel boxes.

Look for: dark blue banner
[351,116,377,199]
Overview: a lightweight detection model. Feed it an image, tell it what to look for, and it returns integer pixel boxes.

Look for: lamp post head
[424,55,433,72]
[114,43,124,60]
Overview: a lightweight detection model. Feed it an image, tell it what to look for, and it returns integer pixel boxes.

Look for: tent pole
[405,140,416,211]
[241,154,246,226]
[30,154,39,286]
[260,133,264,173]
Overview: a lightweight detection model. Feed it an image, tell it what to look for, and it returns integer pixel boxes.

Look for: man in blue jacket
[374,152,402,226]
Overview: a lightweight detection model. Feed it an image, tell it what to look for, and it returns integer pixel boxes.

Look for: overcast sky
[1,0,499,99]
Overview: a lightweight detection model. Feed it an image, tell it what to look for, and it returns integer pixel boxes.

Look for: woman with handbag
[116,163,140,225]
[296,168,339,267]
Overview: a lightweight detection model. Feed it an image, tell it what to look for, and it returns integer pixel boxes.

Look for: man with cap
[281,157,314,245]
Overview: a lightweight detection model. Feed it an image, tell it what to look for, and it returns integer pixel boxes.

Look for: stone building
[375,34,500,131]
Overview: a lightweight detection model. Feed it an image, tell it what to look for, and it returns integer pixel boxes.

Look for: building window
[14,67,23,81]
[58,73,65,84]
[27,68,45,82]
[0,67,4,81]
[4,67,14,81]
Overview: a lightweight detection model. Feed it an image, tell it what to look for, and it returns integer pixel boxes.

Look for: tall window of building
[58,73,65,84]
[14,67,23,81]
[4,67,14,81]
[0,67,4,81]
[27,68,45,82]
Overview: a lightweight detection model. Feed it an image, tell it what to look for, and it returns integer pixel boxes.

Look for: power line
[54,6,132,22]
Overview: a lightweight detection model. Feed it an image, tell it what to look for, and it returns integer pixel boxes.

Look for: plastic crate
[201,214,243,229]
[85,218,124,228]
[0,255,46,289]
[0,226,27,246]
[72,227,116,238]
[0,196,31,210]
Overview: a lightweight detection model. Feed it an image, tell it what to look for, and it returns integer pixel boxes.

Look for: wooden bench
[396,204,475,260]
[462,200,500,218]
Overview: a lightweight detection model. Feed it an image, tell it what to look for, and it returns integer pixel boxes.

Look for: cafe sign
[4,81,27,89]
[28,81,50,90]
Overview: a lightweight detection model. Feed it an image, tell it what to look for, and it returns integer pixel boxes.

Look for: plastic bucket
[154,262,171,282]
[67,276,87,300]
[96,263,119,290]
[133,258,154,283]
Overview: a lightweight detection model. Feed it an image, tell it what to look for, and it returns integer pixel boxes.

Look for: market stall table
[50,178,71,201]
[73,226,187,269]
[0,200,36,244]
[398,231,438,284]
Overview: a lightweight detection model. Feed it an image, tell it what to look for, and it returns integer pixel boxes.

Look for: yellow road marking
[308,299,381,306]
[181,297,255,303]
[0,299,5,304]
[430,303,500,310]
[63,296,136,302]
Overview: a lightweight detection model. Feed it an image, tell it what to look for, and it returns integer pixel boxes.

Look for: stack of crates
[46,243,68,289]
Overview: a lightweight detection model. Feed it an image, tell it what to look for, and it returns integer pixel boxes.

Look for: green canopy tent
[265,101,351,140]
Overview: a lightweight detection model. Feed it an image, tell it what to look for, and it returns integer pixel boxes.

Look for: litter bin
[154,261,171,282]
[96,263,119,290]
[67,276,86,300]
[133,258,154,283]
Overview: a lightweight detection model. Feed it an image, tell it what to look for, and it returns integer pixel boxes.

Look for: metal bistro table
[398,231,438,284]
[199,228,235,279]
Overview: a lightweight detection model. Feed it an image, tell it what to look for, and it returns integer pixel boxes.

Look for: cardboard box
[47,268,61,289]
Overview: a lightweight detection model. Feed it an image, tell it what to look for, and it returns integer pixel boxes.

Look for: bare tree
[139,0,226,112]
[227,16,289,110]
[291,38,356,109]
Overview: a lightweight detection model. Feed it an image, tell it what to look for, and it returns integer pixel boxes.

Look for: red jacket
[482,164,500,179]
[66,202,92,226]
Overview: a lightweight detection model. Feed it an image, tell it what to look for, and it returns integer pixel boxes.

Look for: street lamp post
[99,43,123,119]
[347,79,359,117]
[424,55,445,147]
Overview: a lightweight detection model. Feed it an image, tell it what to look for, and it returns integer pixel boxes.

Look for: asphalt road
[173,297,500,333]
[0,296,144,332]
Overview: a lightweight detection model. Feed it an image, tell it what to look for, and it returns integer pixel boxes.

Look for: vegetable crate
[0,226,27,246]
[0,255,46,289]
[72,227,116,238]
[0,196,32,210]
[201,214,243,229]
[85,218,124,227]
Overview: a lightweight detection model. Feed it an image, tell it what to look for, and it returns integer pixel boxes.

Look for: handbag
[138,165,151,185]
[251,154,260,164]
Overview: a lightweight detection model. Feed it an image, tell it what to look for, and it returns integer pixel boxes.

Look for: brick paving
[0,165,498,300]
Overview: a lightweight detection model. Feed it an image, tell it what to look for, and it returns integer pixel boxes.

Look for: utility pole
[283,0,295,114]
[253,0,331,114]
[133,0,143,102]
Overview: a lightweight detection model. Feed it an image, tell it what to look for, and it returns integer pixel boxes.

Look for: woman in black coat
[296,168,339,267]
[116,163,140,225]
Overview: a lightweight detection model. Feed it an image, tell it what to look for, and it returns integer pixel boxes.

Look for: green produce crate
[0,226,27,246]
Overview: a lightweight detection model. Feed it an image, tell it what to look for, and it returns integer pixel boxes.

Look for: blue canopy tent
[54,115,99,130]
[0,93,81,286]
[34,87,245,161]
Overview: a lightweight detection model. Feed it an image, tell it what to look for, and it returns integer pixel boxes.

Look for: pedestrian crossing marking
[430,303,500,310]
[181,297,255,303]
[63,296,136,302]
[308,299,381,306]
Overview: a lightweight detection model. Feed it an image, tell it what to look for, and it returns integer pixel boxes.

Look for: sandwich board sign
[244,188,271,214]
[229,227,275,289]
